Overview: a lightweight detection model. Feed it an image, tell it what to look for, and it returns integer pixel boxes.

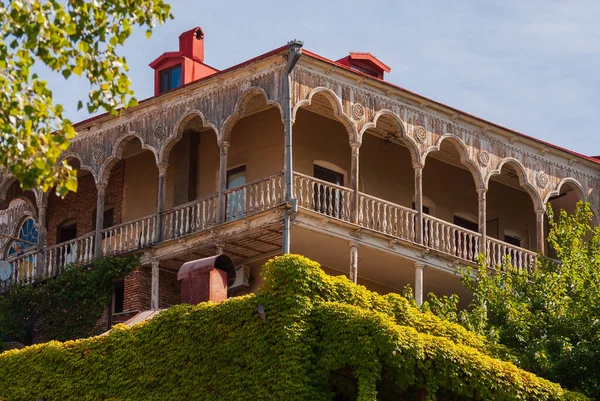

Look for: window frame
[159,64,183,94]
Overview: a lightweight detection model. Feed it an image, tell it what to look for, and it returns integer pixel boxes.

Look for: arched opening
[0,179,38,214]
[546,180,586,259]
[487,162,537,252]
[293,91,352,220]
[163,113,219,209]
[422,138,481,260]
[225,90,284,221]
[115,136,157,224]
[46,157,101,246]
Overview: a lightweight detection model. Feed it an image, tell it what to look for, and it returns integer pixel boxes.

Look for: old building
[0,27,597,324]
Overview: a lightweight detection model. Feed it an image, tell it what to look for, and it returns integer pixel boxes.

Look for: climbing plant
[0,254,587,400]
[423,202,600,399]
[0,255,138,346]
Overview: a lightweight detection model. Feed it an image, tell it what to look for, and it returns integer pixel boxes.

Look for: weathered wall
[196,130,220,199]
[121,152,158,222]
[228,107,284,182]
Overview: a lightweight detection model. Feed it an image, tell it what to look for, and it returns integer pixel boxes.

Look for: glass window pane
[159,70,170,93]
[227,169,246,189]
[170,66,182,90]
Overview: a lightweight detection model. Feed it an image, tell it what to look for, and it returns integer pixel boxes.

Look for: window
[57,220,77,244]
[226,166,246,220]
[159,65,182,93]
[504,234,521,248]
[92,208,115,231]
[314,165,344,219]
[113,280,125,314]
[454,216,479,260]
[412,202,431,215]
[7,217,38,257]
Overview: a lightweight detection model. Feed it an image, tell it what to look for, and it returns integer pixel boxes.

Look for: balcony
[3,171,537,290]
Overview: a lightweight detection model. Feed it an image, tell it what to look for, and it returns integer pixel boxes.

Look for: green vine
[0,255,587,400]
[0,255,139,346]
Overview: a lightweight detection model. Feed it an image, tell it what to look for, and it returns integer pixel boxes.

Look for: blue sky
[47,0,600,155]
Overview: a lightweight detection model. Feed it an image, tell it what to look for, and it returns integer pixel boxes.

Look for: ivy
[0,254,587,400]
[0,255,139,346]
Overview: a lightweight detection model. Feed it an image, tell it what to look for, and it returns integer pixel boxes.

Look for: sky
[45,0,600,156]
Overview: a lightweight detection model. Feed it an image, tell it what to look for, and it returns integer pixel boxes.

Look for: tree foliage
[424,202,600,399]
[0,255,139,347]
[0,0,172,195]
[0,255,587,400]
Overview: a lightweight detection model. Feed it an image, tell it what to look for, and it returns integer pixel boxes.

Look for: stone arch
[489,157,544,211]
[424,134,485,190]
[0,177,40,213]
[292,87,357,144]
[160,109,219,164]
[98,133,159,186]
[56,152,97,181]
[221,86,285,144]
[359,109,420,166]
[544,177,587,205]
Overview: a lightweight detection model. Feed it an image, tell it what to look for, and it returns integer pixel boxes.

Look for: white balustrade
[293,172,352,222]
[7,249,38,285]
[423,215,481,261]
[162,195,218,240]
[486,237,537,272]
[358,194,417,241]
[101,215,157,256]
[44,232,95,277]
[225,173,284,222]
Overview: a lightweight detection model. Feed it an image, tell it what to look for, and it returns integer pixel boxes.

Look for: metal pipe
[282,39,303,255]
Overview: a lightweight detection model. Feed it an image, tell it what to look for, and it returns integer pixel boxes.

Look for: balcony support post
[156,163,168,242]
[151,261,160,310]
[349,241,359,283]
[94,184,106,259]
[217,141,230,224]
[35,195,48,280]
[535,208,545,255]
[477,188,487,256]
[414,164,424,244]
[414,262,424,306]
[350,142,361,224]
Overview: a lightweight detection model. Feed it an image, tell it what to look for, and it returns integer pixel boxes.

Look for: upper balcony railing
[2,171,537,290]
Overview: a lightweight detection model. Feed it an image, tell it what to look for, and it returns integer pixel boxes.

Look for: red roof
[348,52,391,72]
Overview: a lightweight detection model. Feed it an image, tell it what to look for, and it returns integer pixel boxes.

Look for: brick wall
[121,266,181,312]
[159,270,181,308]
[46,161,124,246]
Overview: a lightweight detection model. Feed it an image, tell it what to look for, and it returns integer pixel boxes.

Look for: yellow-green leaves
[0,0,173,195]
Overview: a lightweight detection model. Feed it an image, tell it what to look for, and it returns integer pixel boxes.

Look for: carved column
[414,262,424,306]
[217,141,230,224]
[535,209,545,255]
[350,142,361,224]
[156,163,168,242]
[35,196,48,280]
[414,164,424,244]
[477,188,487,255]
[349,241,359,283]
[151,261,160,310]
[94,184,106,258]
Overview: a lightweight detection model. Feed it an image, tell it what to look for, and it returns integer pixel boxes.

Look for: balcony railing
[359,193,417,242]
[294,172,353,222]
[2,171,539,290]
[423,215,480,261]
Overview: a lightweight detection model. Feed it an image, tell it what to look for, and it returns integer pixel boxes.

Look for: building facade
[1,28,598,324]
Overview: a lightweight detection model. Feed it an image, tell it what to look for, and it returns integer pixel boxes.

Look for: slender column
[35,197,48,280]
[217,141,230,224]
[535,209,545,255]
[477,188,487,255]
[155,163,168,242]
[151,261,159,310]
[350,142,361,224]
[94,184,106,258]
[414,262,424,306]
[414,164,424,244]
[349,241,359,283]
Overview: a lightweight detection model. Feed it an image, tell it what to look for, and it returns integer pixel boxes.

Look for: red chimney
[149,26,219,96]
[179,27,204,62]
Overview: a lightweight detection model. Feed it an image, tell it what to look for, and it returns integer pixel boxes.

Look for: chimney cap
[179,26,204,40]
[178,254,236,282]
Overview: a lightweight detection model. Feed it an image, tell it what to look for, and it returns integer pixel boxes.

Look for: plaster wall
[122,152,159,222]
